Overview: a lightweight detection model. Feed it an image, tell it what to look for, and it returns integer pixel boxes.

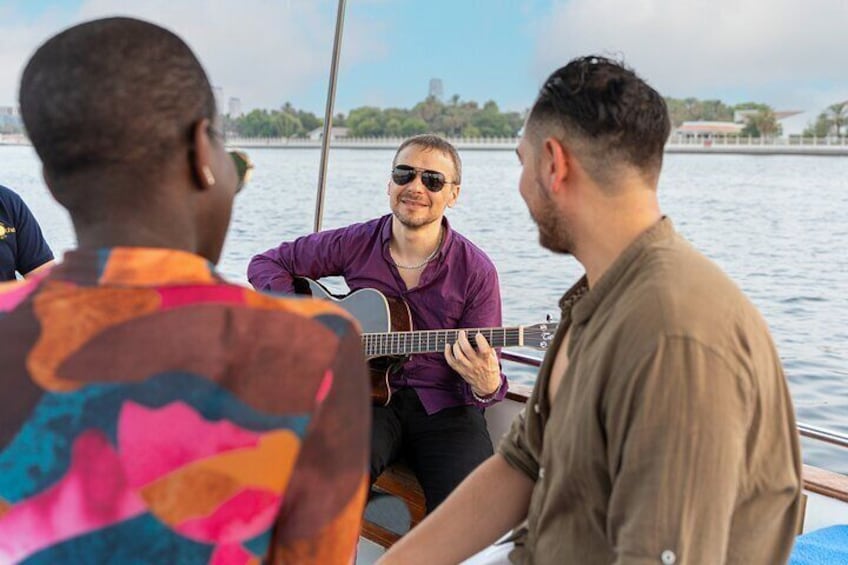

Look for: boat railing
[500,352,848,450]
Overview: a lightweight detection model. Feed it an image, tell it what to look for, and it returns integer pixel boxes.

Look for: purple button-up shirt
[248,214,507,414]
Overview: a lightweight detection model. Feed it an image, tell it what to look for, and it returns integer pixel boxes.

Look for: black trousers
[370,388,494,514]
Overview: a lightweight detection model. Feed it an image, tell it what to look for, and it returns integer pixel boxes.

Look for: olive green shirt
[499,218,802,564]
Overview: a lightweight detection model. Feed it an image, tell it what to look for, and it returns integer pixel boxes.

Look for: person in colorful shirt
[0,17,370,564]
[248,134,507,513]
[0,184,54,281]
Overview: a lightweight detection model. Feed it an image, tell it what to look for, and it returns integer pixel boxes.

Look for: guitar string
[362,328,548,354]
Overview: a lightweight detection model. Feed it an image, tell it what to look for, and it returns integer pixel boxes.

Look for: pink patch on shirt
[209,542,256,565]
[157,285,247,309]
[0,279,40,312]
[175,488,280,544]
[315,369,333,404]
[0,430,145,563]
[118,401,262,488]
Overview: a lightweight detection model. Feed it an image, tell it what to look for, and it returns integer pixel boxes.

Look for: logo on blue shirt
[0,221,16,240]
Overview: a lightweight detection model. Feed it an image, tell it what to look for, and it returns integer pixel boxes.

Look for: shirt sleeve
[497,404,540,482]
[271,314,371,563]
[246,226,351,292]
[457,260,509,406]
[605,335,752,564]
[11,192,53,275]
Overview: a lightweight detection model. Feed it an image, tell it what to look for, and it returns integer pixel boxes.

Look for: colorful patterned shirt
[0,247,370,564]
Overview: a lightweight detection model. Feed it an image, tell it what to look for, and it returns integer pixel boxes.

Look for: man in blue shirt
[0,184,54,281]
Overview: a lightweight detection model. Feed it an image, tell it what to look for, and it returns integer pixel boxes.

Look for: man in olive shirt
[380,56,802,564]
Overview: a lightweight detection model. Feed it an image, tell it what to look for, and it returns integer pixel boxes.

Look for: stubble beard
[392,192,438,229]
[532,178,573,255]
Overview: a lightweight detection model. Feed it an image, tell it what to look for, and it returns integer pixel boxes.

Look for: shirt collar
[52,247,222,287]
[560,217,675,325]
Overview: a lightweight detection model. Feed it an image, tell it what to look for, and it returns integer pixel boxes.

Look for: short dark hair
[393,134,462,184]
[19,17,216,217]
[527,55,670,184]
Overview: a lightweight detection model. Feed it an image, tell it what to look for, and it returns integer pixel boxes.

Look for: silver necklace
[393,229,443,270]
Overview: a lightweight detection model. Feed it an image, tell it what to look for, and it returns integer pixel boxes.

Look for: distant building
[733,109,802,123]
[228,97,242,117]
[0,107,23,132]
[308,126,349,141]
[212,86,224,115]
[675,108,804,138]
[428,78,444,100]
[675,121,745,137]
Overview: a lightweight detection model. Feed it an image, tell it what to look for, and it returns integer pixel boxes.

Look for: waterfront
[3,145,848,472]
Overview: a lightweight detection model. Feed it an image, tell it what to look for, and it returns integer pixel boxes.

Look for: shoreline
[3,136,847,156]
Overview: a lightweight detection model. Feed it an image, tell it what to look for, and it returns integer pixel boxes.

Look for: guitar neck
[363,327,526,357]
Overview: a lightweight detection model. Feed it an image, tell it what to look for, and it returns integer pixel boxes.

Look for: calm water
[3,145,847,472]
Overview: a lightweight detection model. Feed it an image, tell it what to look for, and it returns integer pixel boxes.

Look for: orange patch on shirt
[140,430,300,526]
[100,248,216,286]
[140,467,241,526]
[28,284,161,391]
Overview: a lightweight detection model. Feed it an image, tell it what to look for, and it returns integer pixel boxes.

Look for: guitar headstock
[521,322,558,350]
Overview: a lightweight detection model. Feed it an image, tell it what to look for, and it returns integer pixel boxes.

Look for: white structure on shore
[228,97,242,118]
[676,110,803,138]
[428,78,443,100]
[307,127,350,141]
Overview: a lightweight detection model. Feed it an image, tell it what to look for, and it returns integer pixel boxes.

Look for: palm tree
[825,102,847,137]
[743,108,781,138]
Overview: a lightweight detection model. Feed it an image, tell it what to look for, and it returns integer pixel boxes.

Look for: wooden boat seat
[362,461,427,547]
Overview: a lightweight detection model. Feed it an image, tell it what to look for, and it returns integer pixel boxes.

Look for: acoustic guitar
[295,278,556,406]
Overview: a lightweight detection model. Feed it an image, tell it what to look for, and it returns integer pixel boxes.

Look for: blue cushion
[790,525,848,565]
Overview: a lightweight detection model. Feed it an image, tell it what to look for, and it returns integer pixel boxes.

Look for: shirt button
[533,403,540,414]
[661,550,676,564]
[538,467,545,479]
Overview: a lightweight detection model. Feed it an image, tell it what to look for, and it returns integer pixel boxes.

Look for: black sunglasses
[229,150,253,193]
[391,165,458,193]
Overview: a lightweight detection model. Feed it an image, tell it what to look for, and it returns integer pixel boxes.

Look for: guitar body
[296,277,556,407]
[297,278,412,406]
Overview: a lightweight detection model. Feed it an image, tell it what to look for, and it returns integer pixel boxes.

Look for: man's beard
[392,192,438,229]
[531,178,574,255]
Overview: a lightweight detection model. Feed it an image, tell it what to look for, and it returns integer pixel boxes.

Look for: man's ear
[189,118,216,191]
[448,184,460,207]
[543,137,569,194]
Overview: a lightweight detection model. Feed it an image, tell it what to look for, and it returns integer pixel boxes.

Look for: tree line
[224,95,810,140]
[225,95,524,139]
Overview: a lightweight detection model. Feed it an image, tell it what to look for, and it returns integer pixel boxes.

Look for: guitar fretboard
[362,327,526,357]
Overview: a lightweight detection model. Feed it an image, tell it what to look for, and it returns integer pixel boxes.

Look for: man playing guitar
[248,134,506,513]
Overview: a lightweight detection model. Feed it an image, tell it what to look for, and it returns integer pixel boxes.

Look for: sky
[0,0,846,134]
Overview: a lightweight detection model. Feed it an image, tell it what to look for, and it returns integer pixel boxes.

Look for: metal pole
[314,0,347,233]
[798,422,848,449]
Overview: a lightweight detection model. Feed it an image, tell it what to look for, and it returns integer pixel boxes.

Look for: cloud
[533,0,848,119]
[0,4,74,107]
[0,0,387,111]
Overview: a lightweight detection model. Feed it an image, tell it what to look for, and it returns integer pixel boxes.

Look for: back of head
[527,55,670,185]
[19,17,216,222]
[394,133,462,183]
